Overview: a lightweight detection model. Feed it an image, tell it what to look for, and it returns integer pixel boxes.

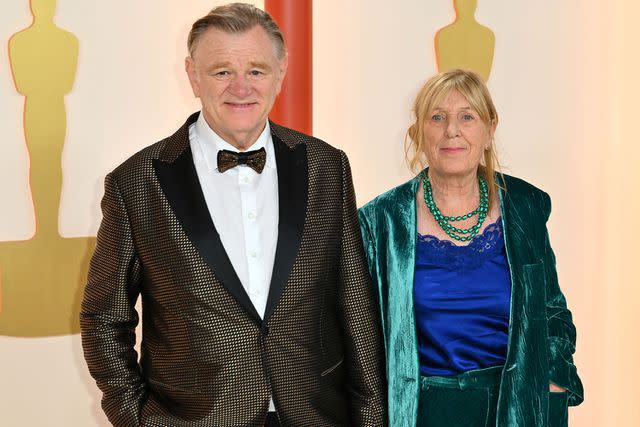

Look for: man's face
[186,26,287,150]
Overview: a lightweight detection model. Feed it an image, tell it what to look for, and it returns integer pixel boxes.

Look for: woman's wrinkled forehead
[427,85,491,124]
[428,88,469,112]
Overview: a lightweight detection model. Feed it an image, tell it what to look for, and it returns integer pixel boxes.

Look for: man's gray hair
[188,3,286,60]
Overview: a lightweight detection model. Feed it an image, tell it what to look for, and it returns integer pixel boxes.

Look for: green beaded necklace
[421,171,489,242]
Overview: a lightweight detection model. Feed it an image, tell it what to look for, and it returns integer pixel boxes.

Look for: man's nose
[228,74,252,97]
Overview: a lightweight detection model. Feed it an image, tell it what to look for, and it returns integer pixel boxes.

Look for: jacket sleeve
[358,208,387,350]
[80,173,146,427]
[541,192,584,406]
[337,151,388,426]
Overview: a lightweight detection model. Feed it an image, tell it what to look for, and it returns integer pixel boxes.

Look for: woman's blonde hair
[405,69,502,206]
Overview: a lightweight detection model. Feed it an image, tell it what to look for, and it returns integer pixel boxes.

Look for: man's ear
[185,56,200,98]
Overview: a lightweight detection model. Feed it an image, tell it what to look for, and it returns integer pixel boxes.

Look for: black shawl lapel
[263,129,308,324]
[152,113,262,324]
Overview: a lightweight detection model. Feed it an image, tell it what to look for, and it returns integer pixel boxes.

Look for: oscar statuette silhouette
[1,0,95,337]
[435,0,495,81]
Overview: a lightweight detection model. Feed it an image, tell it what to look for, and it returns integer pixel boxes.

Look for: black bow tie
[217,147,266,174]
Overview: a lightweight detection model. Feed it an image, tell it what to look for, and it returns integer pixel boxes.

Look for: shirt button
[242,176,250,184]
[250,250,257,258]
[248,212,256,220]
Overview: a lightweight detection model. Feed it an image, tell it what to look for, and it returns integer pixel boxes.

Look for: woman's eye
[461,113,475,121]
[431,113,445,122]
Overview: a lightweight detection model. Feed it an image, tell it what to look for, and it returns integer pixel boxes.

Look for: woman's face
[423,89,495,178]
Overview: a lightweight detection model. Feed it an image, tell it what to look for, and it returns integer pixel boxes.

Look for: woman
[358,69,583,426]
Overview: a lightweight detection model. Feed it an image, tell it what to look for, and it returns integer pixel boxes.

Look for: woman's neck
[427,169,479,214]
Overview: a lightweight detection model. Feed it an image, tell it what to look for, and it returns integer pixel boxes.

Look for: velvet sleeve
[541,192,584,406]
[358,209,389,341]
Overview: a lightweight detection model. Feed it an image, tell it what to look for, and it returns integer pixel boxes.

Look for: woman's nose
[446,118,461,138]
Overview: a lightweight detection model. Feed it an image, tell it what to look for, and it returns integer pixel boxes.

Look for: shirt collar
[194,112,276,173]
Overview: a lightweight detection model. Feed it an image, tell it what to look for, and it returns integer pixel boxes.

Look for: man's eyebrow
[249,61,272,71]
[207,61,232,71]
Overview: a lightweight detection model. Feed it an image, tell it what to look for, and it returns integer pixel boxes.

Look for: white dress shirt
[189,112,279,319]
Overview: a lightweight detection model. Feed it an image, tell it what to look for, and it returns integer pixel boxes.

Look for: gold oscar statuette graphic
[435,0,495,81]
[1,0,96,337]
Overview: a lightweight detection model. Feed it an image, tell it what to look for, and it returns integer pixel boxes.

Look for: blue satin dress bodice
[414,219,511,377]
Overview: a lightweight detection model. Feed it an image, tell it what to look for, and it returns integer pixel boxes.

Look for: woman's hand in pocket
[549,383,566,393]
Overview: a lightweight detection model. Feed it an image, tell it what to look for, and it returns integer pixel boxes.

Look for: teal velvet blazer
[358,173,584,427]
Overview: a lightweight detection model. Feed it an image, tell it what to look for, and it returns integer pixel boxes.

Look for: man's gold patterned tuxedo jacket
[80,113,387,427]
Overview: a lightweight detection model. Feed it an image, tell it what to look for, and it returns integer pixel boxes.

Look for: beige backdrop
[1,0,638,425]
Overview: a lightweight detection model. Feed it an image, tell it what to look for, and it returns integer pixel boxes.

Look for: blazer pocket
[146,377,210,421]
[320,357,344,377]
[148,377,200,394]
[521,261,545,285]
[521,261,547,320]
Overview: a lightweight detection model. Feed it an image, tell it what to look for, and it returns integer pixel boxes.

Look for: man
[80,3,386,426]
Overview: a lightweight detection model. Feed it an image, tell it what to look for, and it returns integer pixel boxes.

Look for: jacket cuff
[548,336,584,406]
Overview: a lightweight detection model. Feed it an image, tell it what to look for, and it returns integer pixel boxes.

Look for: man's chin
[222,112,263,128]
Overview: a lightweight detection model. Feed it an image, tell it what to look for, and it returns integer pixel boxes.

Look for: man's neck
[201,114,266,152]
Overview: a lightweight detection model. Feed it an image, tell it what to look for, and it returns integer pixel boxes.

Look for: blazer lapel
[499,184,537,263]
[263,129,308,324]
[152,113,261,324]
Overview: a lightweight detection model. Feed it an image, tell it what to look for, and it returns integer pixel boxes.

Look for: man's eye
[249,70,264,76]
[212,71,230,77]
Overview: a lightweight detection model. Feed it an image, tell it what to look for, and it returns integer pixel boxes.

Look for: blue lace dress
[414,218,512,376]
